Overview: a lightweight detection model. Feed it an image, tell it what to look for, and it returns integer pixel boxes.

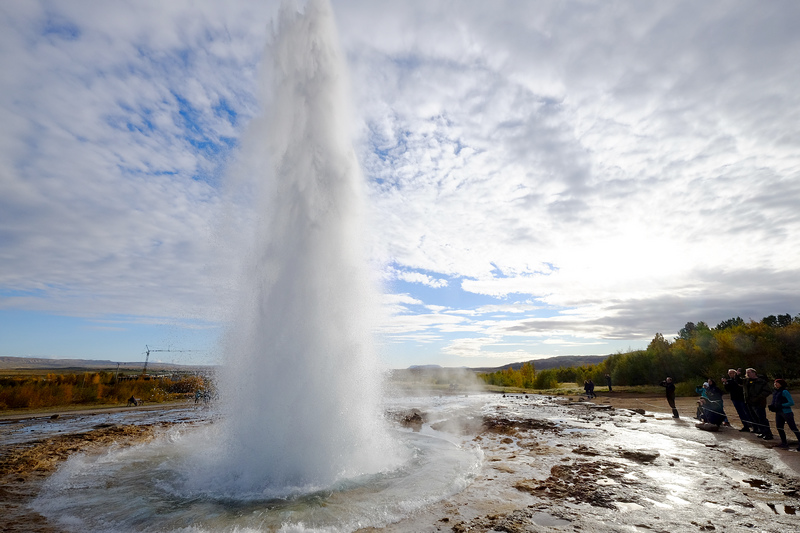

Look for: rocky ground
[2,394,799,532]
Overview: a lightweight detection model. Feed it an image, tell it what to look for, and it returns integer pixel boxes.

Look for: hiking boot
[738,427,751,432]
[776,443,790,449]
[760,434,774,440]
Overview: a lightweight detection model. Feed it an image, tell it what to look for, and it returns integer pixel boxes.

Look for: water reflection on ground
[5,392,800,532]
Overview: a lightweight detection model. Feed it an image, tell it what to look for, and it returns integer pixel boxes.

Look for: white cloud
[391,268,448,288]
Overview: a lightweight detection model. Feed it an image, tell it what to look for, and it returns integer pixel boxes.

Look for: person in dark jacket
[660,377,679,418]
[703,379,726,426]
[587,379,595,399]
[744,368,774,439]
[605,374,613,392]
[770,379,800,450]
[723,368,752,432]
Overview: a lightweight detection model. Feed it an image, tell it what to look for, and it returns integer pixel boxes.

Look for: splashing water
[207,0,399,497]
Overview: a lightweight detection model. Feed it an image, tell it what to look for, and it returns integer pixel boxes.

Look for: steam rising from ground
[208,0,399,496]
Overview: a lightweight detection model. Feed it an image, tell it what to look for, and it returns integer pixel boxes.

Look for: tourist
[706,378,729,425]
[770,379,800,450]
[587,379,596,399]
[723,369,752,432]
[744,368,774,440]
[660,377,679,418]
[696,381,725,426]
[584,380,591,398]
[605,374,613,392]
[695,382,710,422]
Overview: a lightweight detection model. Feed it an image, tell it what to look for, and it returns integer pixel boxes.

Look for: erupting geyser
[212,0,398,495]
[28,3,481,528]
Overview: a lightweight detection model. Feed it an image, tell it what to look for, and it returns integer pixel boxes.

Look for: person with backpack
[770,379,800,450]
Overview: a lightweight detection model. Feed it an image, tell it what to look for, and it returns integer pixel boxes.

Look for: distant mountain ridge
[468,354,609,373]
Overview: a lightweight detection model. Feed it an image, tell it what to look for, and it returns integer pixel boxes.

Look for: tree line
[479,314,800,393]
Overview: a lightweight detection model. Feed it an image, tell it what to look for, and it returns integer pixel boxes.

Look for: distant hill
[0,356,211,372]
[470,354,609,373]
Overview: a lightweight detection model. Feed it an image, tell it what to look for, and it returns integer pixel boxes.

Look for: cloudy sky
[1,0,799,368]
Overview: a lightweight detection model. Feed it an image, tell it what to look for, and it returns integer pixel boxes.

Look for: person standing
[587,379,595,399]
[723,369,752,431]
[770,379,800,450]
[744,368,774,440]
[605,374,613,392]
[660,377,679,418]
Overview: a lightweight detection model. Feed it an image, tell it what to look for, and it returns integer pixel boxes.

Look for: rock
[696,422,720,432]
[619,450,660,463]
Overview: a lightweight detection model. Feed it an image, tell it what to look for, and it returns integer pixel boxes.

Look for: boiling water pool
[31,397,486,532]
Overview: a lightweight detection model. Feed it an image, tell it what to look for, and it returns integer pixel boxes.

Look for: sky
[1,0,799,369]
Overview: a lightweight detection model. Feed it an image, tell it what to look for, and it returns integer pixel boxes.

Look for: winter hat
[775,379,788,389]
[703,382,709,388]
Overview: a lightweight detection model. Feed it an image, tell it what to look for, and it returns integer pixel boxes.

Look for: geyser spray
[212,0,399,496]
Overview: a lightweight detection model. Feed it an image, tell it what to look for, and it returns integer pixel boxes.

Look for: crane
[142,345,192,376]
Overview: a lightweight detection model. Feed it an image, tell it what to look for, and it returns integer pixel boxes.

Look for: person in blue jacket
[696,380,725,426]
[770,379,800,450]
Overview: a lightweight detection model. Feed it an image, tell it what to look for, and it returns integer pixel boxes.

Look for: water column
[214,0,397,496]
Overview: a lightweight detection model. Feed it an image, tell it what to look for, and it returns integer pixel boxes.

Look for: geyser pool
[31,397,485,532]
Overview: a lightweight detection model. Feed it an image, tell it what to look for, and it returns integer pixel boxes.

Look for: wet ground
[374,393,800,533]
[2,395,799,532]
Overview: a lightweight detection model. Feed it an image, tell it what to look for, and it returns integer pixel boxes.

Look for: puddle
[665,494,691,505]
[614,501,644,512]
[642,496,673,509]
[530,512,571,526]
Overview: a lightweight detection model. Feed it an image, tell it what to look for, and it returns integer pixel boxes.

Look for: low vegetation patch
[0,371,209,411]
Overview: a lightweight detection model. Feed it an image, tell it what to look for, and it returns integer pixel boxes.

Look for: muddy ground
[2,394,800,532]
